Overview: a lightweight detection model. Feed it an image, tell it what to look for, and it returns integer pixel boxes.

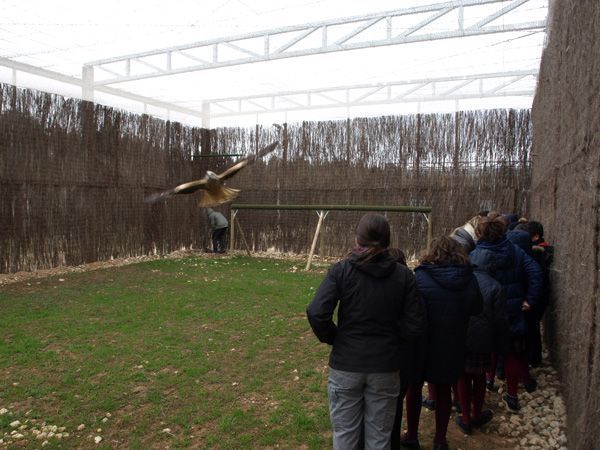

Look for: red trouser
[505,351,531,397]
[457,373,486,425]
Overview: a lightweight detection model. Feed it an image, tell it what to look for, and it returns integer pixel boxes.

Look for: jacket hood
[469,248,496,273]
[471,238,515,270]
[507,230,532,255]
[415,263,474,290]
[503,213,519,227]
[451,227,476,253]
[348,250,397,278]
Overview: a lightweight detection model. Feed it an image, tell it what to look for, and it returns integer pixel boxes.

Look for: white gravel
[485,351,568,449]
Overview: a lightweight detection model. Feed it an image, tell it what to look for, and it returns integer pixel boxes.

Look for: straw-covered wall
[0,84,209,272]
[530,0,600,447]
[1,83,532,273]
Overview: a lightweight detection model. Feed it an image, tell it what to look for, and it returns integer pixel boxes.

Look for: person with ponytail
[307,214,425,450]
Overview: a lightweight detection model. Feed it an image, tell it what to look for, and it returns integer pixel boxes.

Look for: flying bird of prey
[144,141,279,208]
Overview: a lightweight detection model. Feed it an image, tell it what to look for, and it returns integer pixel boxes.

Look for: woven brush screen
[0,83,531,272]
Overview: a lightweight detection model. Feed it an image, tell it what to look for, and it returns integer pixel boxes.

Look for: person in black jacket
[307,214,424,450]
[515,220,554,366]
[451,232,509,434]
[407,236,482,450]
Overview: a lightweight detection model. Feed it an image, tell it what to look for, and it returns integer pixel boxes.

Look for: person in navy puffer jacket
[469,216,542,413]
[452,230,509,434]
[507,228,533,255]
[409,236,482,450]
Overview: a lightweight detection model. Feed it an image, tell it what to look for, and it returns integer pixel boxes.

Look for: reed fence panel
[1,83,531,272]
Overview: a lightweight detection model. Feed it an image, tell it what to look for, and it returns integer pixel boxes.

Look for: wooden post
[305,210,328,271]
[229,209,237,253]
[234,216,252,257]
[424,212,433,250]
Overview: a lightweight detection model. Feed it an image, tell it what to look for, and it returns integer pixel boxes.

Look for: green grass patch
[0,255,332,448]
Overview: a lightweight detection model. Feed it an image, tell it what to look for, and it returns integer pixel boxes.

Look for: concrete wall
[530,1,600,448]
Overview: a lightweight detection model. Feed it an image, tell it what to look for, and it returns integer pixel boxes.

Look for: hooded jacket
[206,208,228,230]
[451,226,476,253]
[469,267,510,354]
[414,263,482,384]
[307,251,424,373]
[470,238,542,336]
[507,229,533,255]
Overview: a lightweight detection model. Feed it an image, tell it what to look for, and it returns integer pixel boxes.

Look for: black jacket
[306,251,424,373]
[468,269,510,354]
[414,263,482,384]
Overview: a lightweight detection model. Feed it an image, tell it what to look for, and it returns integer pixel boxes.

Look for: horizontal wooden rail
[231,204,432,213]
[196,154,242,157]
[230,203,433,269]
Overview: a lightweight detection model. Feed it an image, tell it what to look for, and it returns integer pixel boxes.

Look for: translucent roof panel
[0,0,548,127]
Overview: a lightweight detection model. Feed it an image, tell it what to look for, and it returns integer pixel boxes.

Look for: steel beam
[204,70,538,117]
[84,0,546,85]
[0,56,206,121]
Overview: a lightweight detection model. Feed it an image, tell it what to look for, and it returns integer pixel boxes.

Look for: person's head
[477,210,489,218]
[514,222,529,232]
[206,208,214,215]
[476,216,506,243]
[487,210,501,220]
[353,214,391,263]
[387,248,407,267]
[465,215,482,238]
[355,214,390,249]
[420,235,470,266]
[450,227,476,253]
[526,220,544,242]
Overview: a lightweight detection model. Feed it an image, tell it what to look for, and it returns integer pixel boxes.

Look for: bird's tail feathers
[198,185,240,208]
[144,189,176,204]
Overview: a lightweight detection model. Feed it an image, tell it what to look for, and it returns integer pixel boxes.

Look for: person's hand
[521,301,531,311]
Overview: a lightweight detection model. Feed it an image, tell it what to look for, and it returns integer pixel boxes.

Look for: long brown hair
[420,235,470,266]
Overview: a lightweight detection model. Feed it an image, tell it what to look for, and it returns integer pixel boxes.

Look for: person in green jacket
[206,208,228,253]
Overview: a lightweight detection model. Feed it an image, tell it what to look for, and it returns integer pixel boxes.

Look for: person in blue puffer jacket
[452,231,509,434]
[407,236,482,450]
[469,216,542,413]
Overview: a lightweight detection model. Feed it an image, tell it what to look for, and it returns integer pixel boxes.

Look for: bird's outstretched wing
[144,179,207,204]
[144,141,278,205]
[219,141,279,181]
[172,179,208,195]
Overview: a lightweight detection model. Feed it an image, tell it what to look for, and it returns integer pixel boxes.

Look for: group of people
[306,211,553,450]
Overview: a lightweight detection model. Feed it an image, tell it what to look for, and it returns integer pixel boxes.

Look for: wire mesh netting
[1,83,531,272]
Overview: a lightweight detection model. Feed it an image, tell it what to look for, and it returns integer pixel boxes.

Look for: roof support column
[82,65,94,102]
[201,101,210,128]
